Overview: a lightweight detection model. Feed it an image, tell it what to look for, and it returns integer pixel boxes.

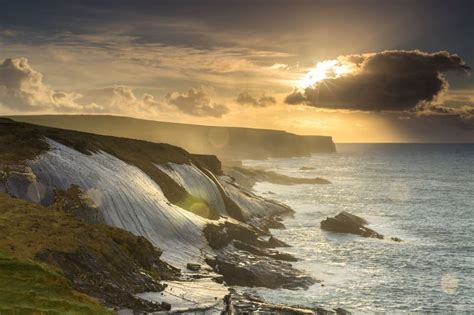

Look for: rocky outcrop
[204,220,289,250]
[52,184,105,224]
[204,220,313,289]
[224,290,352,315]
[206,248,315,289]
[217,175,294,230]
[321,211,387,240]
[223,165,331,190]
[191,154,223,175]
[233,240,298,262]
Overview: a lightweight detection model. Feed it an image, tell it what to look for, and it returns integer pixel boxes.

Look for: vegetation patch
[0,252,112,314]
[0,193,179,312]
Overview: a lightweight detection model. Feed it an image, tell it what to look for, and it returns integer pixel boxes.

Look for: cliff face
[0,119,325,312]
[8,115,336,159]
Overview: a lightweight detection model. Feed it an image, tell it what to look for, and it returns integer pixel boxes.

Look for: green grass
[0,253,113,315]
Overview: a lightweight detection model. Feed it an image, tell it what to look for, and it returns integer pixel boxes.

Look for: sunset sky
[0,0,473,142]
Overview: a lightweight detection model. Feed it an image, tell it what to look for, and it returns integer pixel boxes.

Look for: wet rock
[233,240,298,262]
[204,220,288,250]
[334,307,352,315]
[320,211,384,239]
[391,237,403,242]
[206,246,315,289]
[224,290,316,314]
[316,307,336,314]
[186,263,201,272]
[160,301,172,311]
[260,215,286,230]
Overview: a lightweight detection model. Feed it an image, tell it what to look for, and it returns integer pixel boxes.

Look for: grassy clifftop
[0,118,233,219]
[0,253,112,314]
[0,192,179,312]
[8,115,336,159]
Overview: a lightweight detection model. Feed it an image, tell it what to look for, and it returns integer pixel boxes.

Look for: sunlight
[297,59,353,88]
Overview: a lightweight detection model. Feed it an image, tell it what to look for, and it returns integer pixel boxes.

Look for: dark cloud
[236,91,276,107]
[166,87,229,117]
[286,50,471,112]
[420,104,474,126]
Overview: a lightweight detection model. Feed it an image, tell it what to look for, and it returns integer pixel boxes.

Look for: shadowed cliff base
[7,115,336,159]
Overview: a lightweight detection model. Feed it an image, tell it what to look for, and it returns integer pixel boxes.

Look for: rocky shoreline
[0,119,347,314]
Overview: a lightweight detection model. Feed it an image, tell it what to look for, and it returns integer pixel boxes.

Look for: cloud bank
[286,50,471,112]
[0,57,228,118]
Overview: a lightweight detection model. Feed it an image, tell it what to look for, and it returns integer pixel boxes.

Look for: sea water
[242,144,474,313]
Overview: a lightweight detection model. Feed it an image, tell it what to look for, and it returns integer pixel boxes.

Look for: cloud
[236,91,276,107]
[0,57,165,115]
[0,57,84,111]
[286,50,471,112]
[86,85,162,113]
[166,87,229,117]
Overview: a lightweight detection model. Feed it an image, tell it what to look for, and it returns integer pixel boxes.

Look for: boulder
[320,211,383,239]
[186,263,201,272]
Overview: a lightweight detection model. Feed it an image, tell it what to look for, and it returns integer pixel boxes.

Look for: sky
[0,0,473,142]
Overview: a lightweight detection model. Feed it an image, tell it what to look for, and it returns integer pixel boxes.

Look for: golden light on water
[297,59,354,88]
[441,273,459,294]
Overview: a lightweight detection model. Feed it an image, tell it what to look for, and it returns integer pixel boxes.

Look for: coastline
[0,118,343,314]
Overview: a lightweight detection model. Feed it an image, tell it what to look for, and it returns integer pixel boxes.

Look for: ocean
[241,144,474,313]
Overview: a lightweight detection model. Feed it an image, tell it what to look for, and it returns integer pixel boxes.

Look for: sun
[297,59,353,88]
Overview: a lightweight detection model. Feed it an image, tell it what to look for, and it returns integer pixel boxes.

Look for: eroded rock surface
[224,290,352,315]
[204,220,313,289]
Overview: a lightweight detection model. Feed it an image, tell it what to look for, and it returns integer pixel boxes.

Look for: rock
[320,211,384,239]
[222,165,331,190]
[186,263,201,272]
[316,307,336,314]
[391,237,403,242]
[224,290,315,314]
[204,220,288,250]
[334,307,352,315]
[190,154,223,175]
[206,246,315,289]
[160,301,172,311]
[300,166,315,170]
[233,240,298,262]
[52,184,105,224]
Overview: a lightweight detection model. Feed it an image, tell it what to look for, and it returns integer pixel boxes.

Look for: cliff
[8,115,336,159]
[0,118,323,312]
